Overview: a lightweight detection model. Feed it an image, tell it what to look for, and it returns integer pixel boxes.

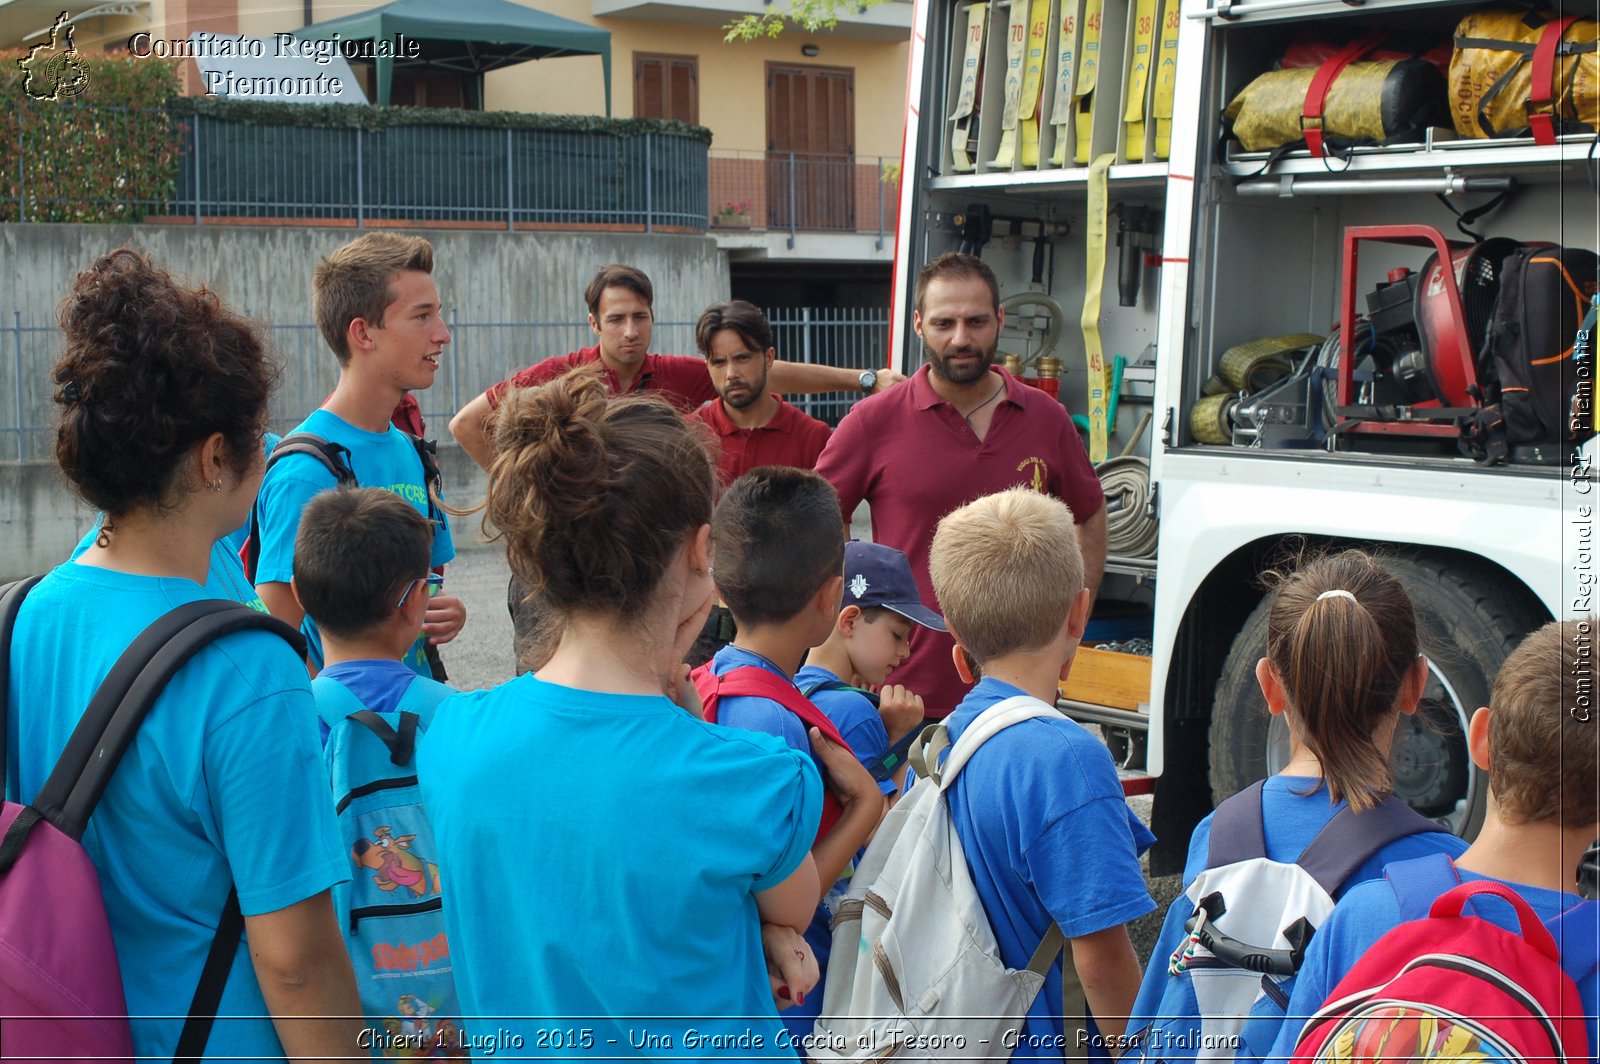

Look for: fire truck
[887,0,1597,869]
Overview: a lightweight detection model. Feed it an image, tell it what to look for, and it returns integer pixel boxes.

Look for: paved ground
[436,541,1183,960]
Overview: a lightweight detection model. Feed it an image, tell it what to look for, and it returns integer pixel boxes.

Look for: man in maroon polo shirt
[815,252,1107,718]
[448,264,899,469]
[691,300,832,484]
[684,300,833,666]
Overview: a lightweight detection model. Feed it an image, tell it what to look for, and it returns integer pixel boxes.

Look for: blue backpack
[313,676,464,1059]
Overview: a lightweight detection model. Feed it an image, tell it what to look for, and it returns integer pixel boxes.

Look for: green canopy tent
[297,0,611,111]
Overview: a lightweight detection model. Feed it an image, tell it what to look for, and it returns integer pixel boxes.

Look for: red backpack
[690,664,844,844]
[1291,860,1594,1064]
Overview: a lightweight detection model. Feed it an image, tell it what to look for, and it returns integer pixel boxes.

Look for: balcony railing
[709,150,900,247]
[4,102,901,240]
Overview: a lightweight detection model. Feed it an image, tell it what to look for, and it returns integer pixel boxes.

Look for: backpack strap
[1296,794,1440,896]
[799,676,881,708]
[0,575,45,795]
[696,665,849,746]
[174,888,242,1064]
[1527,15,1581,146]
[937,693,1063,788]
[404,432,447,530]
[1301,30,1386,158]
[1205,779,1269,868]
[1384,852,1463,922]
[348,711,420,767]
[310,673,368,732]
[691,663,846,842]
[243,433,358,583]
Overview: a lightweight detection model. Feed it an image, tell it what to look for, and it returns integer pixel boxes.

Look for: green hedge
[2,51,184,222]
[167,96,712,143]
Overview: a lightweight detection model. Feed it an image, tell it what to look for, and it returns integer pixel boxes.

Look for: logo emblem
[19,12,90,101]
[1016,456,1049,492]
[849,574,869,599]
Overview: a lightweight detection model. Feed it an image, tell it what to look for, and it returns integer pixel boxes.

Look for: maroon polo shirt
[690,395,833,484]
[815,365,1104,717]
[484,345,718,411]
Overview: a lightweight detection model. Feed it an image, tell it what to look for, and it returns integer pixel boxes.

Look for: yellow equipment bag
[1449,8,1598,142]
[1222,32,1449,157]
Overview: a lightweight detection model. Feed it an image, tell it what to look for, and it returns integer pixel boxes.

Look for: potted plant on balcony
[714,199,754,228]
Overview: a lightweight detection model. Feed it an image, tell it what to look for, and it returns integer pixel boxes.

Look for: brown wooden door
[766,63,855,231]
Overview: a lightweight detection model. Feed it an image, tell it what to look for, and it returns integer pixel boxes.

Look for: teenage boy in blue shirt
[928,487,1155,1062]
[253,234,466,677]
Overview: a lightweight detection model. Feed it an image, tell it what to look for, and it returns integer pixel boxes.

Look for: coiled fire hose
[1098,411,1158,559]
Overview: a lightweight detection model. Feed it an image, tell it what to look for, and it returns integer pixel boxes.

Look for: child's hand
[665,663,703,718]
[761,923,818,1011]
[423,595,467,645]
[807,726,879,808]
[876,684,925,743]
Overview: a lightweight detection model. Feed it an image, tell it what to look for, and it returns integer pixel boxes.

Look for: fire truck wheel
[1206,554,1545,839]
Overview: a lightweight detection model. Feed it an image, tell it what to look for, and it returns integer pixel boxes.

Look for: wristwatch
[858,369,878,394]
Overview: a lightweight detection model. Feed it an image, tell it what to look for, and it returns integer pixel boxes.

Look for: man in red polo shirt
[815,252,1107,718]
[691,300,831,484]
[449,264,898,468]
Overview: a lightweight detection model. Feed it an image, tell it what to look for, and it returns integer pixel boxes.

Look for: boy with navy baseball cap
[797,541,947,797]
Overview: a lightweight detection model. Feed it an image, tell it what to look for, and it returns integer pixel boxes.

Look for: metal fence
[7,105,710,230]
[0,308,889,461]
[708,150,900,246]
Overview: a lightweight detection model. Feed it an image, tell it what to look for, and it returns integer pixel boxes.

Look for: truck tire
[1206,555,1544,838]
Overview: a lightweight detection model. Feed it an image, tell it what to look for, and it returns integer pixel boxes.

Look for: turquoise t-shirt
[419,672,822,1057]
[73,525,264,611]
[4,562,345,1062]
[253,409,454,676]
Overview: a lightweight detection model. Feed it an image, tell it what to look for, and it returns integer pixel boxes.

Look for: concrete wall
[1,223,726,331]
[0,222,726,576]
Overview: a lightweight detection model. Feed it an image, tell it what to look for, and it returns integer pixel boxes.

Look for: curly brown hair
[53,248,277,517]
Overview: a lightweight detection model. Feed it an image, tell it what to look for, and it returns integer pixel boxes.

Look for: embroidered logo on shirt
[1016,456,1049,492]
[849,574,869,599]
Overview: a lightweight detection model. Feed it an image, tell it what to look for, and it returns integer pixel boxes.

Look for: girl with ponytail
[1127,549,1469,1063]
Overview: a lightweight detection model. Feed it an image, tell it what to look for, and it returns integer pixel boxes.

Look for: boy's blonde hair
[1488,617,1600,827]
[313,233,434,365]
[929,488,1082,663]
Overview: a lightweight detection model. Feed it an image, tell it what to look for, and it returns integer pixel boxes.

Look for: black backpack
[1463,244,1599,462]
[241,431,444,584]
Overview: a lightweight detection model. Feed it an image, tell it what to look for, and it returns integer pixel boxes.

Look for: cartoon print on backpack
[355,824,442,897]
[377,993,466,1059]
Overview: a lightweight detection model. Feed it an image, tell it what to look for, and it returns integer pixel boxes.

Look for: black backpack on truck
[1463,243,1598,463]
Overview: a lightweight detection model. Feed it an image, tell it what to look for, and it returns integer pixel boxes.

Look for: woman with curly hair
[4,249,360,1061]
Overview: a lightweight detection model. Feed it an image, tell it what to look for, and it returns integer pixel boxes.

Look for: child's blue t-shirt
[418,672,821,1057]
[1267,859,1599,1063]
[773,662,900,1047]
[252,408,454,676]
[4,562,345,1063]
[1129,776,1469,1063]
[794,663,893,777]
[945,677,1158,1062]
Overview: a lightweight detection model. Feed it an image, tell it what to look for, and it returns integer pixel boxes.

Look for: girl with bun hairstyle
[5,249,360,1061]
[420,368,830,1051]
[1129,548,1471,1062]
